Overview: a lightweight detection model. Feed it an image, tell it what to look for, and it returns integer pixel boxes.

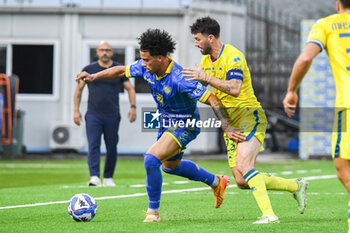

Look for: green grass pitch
[0,158,347,233]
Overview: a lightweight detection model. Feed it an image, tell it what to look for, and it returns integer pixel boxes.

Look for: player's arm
[75,66,127,82]
[182,64,242,97]
[123,80,137,123]
[283,43,321,117]
[203,93,246,142]
[73,79,85,126]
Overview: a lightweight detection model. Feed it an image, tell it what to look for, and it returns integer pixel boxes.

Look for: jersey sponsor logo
[234,56,241,62]
[156,92,164,105]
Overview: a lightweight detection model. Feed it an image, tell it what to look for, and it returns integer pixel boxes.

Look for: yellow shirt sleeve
[198,89,212,103]
[125,65,131,78]
[307,19,327,50]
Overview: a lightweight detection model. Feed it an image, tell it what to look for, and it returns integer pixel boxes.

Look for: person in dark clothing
[74,41,136,187]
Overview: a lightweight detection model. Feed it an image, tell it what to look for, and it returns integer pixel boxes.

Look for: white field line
[0,164,86,168]
[60,169,326,189]
[0,174,337,210]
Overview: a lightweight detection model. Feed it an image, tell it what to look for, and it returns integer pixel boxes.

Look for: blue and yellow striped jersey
[125,57,211,121]
[308,12,350,108]
[200,44,262,110]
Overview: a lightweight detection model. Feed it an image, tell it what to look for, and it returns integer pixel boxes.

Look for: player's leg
[160,129,216,188]
[224,135,250,189]
[334,158,350,193]
[332,110,350,232]
[162,159,229,208]
[236,136,279,224]
[162,159,216,187]
[102,114,120,186]
[334,158,350,232]
[85,113,103,186]
[143,133,180,222]
[229,108,306,214]
[160,128,229,208]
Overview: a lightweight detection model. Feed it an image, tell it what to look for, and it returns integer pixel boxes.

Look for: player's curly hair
[137,29,176,57]
[340,0,350,8]
[190,16,220,38]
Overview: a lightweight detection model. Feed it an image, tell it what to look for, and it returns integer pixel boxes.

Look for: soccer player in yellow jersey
[183,16,308,224]
[283,0,350,231]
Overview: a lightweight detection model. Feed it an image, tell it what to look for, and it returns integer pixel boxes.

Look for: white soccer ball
[68,193,97,222]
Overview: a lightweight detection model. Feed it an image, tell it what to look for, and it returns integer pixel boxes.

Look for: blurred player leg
[333,109,350,232]
[261,173,308,214]
[334,157,350,232]
[143,133,180,222]
[162,160,229,208]
[236,136,279,223]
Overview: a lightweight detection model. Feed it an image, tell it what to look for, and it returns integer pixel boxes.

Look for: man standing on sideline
[183,16,308,224]
[76,29,246,222]
[73,41,136,187]
[283,1,350,231]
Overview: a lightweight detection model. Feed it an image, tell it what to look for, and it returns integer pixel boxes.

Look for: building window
[134,48,151,93]
[0,46,6,74]
[12,44,54,94]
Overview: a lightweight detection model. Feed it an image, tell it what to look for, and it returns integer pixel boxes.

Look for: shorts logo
[143,110,161,129]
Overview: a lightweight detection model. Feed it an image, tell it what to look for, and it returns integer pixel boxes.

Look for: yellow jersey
[307,12,350,108]
[200,44,262,110]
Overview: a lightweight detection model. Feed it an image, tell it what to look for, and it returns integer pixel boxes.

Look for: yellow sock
[261,173,299,193]
[244,168,276,217]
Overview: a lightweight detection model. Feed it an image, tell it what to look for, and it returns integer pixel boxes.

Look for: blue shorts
[157,125,200,161]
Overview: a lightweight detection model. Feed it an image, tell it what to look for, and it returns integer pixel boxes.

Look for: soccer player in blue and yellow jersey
[183,16,308,224]
[283,0,350,231]
[76,29,246,222]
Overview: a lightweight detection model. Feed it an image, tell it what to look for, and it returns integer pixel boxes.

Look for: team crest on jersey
[164,86,172,95]
[156,92,164,105]
[217,64,225,79]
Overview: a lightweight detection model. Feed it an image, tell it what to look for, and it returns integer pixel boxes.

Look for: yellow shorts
[332,109,350,160]
[224,108,267,168]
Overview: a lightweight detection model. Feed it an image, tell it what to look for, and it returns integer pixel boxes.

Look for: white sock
[147,208,159,214]
[211,176,220,188]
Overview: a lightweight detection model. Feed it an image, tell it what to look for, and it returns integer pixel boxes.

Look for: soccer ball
[68,193,97,222]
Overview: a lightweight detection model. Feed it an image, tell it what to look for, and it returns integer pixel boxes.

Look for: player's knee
[161,165,176,174]
[337,170,350,186]
[144,154,162,170]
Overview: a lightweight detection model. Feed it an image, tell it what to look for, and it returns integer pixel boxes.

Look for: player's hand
[182,63,208,83]
[225,126,246,143]
[283,91,298,118]
[74,111,82,126]
[128,107,136,123]
[76,71,93,83]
